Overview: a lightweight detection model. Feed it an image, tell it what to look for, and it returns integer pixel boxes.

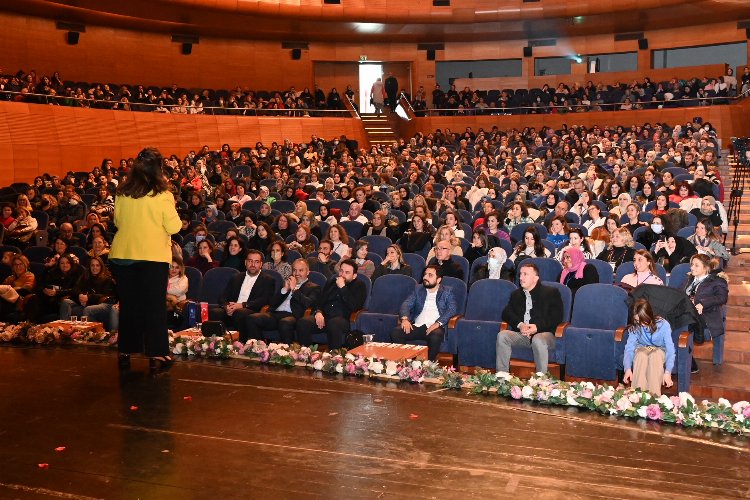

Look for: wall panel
[0,101,366,184]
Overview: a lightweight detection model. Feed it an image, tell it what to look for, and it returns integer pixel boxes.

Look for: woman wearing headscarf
[559,246,599,298]
[653,234,697,272]
[689,196,727,234]
[470,247,511,284]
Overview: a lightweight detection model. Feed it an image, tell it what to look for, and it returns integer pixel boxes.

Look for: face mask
[651,224,663,234]
[195,235,205,243]
[488,257,500,269]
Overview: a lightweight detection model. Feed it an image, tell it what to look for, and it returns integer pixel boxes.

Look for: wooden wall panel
[0,102,366,184]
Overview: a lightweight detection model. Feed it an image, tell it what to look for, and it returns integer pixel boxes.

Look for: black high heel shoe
[149,356,173,373]
[118,354,131,370]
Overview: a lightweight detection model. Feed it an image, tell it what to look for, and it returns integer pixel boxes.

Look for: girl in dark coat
[683,254,729,365]
[41,254,84,322]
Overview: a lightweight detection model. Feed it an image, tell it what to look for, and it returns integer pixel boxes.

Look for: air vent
[614,32,644,41]
[433,0,450,5]
[528,39,556,47]
[323,0,341,4]
[523,0,540,3]
[738,20,750,29]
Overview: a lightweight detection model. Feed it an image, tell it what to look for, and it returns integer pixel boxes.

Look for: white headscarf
[487,247,508,280]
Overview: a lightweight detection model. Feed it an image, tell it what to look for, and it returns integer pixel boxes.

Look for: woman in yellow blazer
[110,148,181,372]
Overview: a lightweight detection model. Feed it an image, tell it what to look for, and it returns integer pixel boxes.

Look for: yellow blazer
[110,190,181,264]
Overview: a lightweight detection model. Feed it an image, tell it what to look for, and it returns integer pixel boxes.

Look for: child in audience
[622,299,674,395]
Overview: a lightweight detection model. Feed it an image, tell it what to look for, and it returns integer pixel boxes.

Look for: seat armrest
[350,309,366,323]
[260,305,270,313]
[447,314,463,329]
[555,322,570,339]
[499,321,508,331]
[678,331,691,348]
[614,326,626,342]
[304,307,313,317]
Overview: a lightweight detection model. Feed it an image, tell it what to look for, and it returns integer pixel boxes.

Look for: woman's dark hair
[117,147,168,198]
[629,298,657,334]
[516,226,546,257]
[268,240,288,262]
[87,255,112,281]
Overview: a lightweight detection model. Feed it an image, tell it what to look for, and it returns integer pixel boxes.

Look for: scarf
[487,247,507,279]
[559,246,586,282]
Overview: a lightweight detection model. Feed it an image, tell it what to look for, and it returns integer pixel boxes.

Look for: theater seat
[561,284,629,381]
[355,274,417,342]
[455,279,517,369]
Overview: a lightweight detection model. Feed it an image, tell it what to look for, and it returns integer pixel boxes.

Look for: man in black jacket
[384,72,399,111]
[496,262,563,374]
[427,242,464,281]
[245,259,321,343]
[209,250,276,342]
[295,259,366,349]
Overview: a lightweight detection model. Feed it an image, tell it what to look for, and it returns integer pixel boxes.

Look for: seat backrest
[510,223,548,244]
[22,245,52,263]
[541,281,572,323]
[465,279,516,321]
[262,269,284,295]
[367,274,417,314]
[271,200,296,214]
[515,257,562,284]
[452,255,470,284]
[361,235,391,257]
[184,266,203,301]
[199,267,240,304]
[440,276,467,316]
[571,284,628,329]
[585,258,614,284]
[357,273,372,310]
[668,262,691,289]
[403,252,426,281]
[307,271,327,288]
[339,220,363,240]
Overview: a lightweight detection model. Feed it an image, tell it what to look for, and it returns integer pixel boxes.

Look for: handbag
[344,329,364,349]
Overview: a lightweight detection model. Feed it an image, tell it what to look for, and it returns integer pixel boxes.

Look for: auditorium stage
[0,346,747,499]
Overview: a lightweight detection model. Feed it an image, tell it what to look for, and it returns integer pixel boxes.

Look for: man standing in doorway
[384,72,399,111]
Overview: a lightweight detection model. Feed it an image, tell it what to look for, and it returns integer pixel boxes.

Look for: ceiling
[1,0,749,43]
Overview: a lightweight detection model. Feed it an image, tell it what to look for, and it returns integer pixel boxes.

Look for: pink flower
[580,389,593,399]
[670,396,682,410]
[260,351,270,363]
[310,352,321,362]
[510,386,522,400]
[646,404,663,421]
[346,363,356,375]
[744,406,750,418]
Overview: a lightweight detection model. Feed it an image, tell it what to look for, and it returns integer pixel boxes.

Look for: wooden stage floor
[0,346,747,499]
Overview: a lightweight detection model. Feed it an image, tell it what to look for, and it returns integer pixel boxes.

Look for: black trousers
[246,311,296,343]
[208,306,254,342]
[112,261,169,357]
[390,324,445,361]
[295,315,350,349]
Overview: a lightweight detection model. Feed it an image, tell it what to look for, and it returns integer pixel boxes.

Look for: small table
[348,342,428,361]
[173,328,239,342]
[47,320,105,334]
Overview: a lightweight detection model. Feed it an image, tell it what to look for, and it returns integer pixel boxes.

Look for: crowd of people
[2,66,748,118]
[0,117,731,393]
[407,67,748,115]
[0,69,356,115]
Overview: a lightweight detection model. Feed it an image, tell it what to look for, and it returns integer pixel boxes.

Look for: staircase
[360,114,398,148]
[689,147,750,401]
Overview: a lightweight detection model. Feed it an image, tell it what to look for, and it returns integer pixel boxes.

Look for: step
[726,318,750,332]
[694,332,750,364]
[688,360,750,402]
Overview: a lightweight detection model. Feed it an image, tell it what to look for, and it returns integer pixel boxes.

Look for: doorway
[358,63,383,114]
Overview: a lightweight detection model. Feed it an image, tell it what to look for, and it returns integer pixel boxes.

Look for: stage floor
[0,346,747,499]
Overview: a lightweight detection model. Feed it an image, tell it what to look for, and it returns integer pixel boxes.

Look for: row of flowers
[169,335,749,435]
[1,324,747,436]
[0,322,117,345]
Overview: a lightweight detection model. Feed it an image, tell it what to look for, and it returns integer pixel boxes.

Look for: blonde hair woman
[425,225,463,261]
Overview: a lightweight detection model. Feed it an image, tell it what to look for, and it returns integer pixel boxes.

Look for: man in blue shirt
[391,265,457,361]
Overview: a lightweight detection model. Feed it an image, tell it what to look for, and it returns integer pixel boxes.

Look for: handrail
[344,95,361,119]
[0,90,353,117]
[417,93,746,116]
[397,92,416,120]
